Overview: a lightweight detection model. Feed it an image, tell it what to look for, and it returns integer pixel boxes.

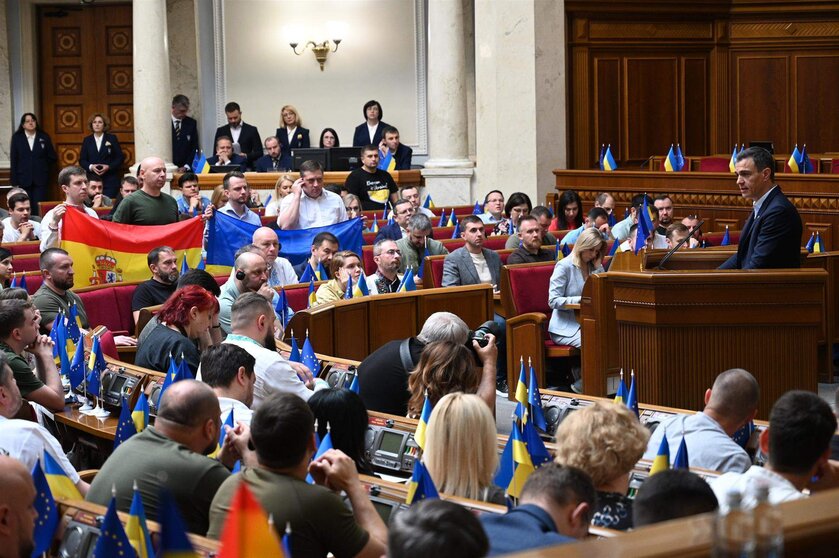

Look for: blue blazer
[719,187,802,270]
[393,144,413,170]
[374,222,403,243]
[441,246,501,287]
[172,116,200,169]
[214,122,262,167]
[254,155,290,173]
[353,121,391,147]
[10,131,57,188]
[548,257,603,338]
[79,133,125,195]
[480,504,573,556]
[276,127,311,152]
[207,154,247,172]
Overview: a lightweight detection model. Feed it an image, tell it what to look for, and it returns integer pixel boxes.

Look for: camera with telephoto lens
[466,320,501,351]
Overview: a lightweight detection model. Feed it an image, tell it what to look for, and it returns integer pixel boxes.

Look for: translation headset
[236,269,246,280]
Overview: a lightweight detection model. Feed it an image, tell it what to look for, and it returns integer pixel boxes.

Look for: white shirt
[26,132,36,150]
[2,217,41,242]
[218,396,253,427]
[711,465,805,512]
[268,257,299,288]
[286,126,298,146]
[229,124,242,145]
[367,123,378,144]
[279,189,347,230]
[752,185,778,217]
[470,251,493,284]
[93,133,104,152]
[40,204,99,252]
[222,334,312,406]
[0,415,81,483]
[418,206,435,218]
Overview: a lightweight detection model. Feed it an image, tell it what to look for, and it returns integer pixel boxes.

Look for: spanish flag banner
[61,209,204,286]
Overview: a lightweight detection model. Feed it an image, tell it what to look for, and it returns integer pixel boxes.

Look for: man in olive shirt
[87,380,248,534]
[31,248,89,334]
[0,300,65,413]
[208,393,388,557]
[112,156,180,225]
[507,216,555,265]
[396,213,449,275]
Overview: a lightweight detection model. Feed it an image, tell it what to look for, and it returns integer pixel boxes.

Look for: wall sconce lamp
[289,39,342,71]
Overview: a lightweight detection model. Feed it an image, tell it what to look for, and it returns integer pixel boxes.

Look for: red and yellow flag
[218,482,284,558]
[61,209,204,287]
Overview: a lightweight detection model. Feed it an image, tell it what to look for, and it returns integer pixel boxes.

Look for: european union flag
[31,460,59,557]
[180,253,190,275]
[806,232,816,253]
[721,226,731,246]
[306,426,334,484]
[92,496,133,558]
[159,352,192,401]
[608,211,617,227]
[634,197,654,255]
[10,273,27,291]
[673,437,690,470]
[299,263,316,283]
[49,310,63,366]
[301,332,319,375]
[289,333,301,363]
[344,275,354,299]
[598,144,606,170]
[156,490,198,557]
[113,396,137,450]
[608,238,619,257]
[348,372,360,394]
[406,460,439,505]
[522,419,551,467]
[561,243,571,258]
[67,303,83,345]
[206,212,363,267]
[68,335,86,390]
[472,200,483,215]
[437,209,446,228]
[451,220,460,239]
[528,361,547,432]
[800,144,812,174]
[275,288,290,329]
[416,246,429,279]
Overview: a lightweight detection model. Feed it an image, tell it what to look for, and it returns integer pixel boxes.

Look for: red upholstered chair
[280,281,326,312]
[697,157,731,172]
[440,238,466,252]
[4,241,40,256]
[498,250,514,264]
[361,246,376,275]
[484,236,510,250]
[363,231,377,245]
[500,261,579,400]
[21,272,43,295]
[260,215,275,226]
[214,275,228,287]
[97,330,120,360]
[422,255,448,288]
[832,159,839,174]
[703,230,741,246]
[38,201,62,216]
[452,205,478,216]
[11,255,41,273]
[433,226,456,239]
[78,287,126,334]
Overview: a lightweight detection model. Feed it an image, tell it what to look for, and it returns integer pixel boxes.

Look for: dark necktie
[273,158,279,170]
[174,120,181,140]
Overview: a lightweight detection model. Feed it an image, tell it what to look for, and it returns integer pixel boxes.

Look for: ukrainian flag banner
[650,432,670,475]
[61,209,204,285]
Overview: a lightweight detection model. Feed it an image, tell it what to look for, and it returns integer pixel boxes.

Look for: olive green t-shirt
[112,189,179,225]
[208,467,369,557]
[0,341,43,397]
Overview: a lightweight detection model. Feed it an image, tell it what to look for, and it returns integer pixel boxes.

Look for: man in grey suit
[442,215,501,289]
[441,214,508,393]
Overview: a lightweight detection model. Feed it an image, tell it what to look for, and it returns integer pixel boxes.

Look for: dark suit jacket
[214,122,262,166]
[253,155,290,173]
[10,131,57,188]
[719,186,802,270]
[442,246,501,287]
[275,127,311,152]
[79,133,125,196]
[207,154,247,172]
[293,260,332,281]
[172,116,200,169]
[393,143,413,170]
[353,121,391,147]
[374,222,404,243]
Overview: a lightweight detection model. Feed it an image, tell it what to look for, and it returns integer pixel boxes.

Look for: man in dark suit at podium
[171,94,200,172]
[719,147,802,270]
[214,102,262,170]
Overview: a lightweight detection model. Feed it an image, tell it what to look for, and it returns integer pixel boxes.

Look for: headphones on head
[235,269,246,281]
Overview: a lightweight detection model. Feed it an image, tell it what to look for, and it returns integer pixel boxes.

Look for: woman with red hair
[135,285,218,375]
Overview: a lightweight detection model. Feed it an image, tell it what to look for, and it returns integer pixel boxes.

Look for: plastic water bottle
[754,485,784,558]
[713,490,755,558]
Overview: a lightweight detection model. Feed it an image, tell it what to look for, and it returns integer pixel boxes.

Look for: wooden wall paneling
[683,57,709,155]
[710,19,731,153]
[595,56,621,165]
[732,53,790,152]
[302,308,335,357]
[794,54,839,152]
[333,303,369,362]
[803,221,833,251]
[367,296,417,354]
[625,57,680,161]
[570,17,592,169]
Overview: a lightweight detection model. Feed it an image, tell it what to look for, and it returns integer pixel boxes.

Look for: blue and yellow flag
[598,144,606,170]
[68,335,86,390]
[414,394,432,450]
[522,418,552,467]
[316,262,329,281]
[299,263,316,283]
[127,483,154,558]
[275,288,291,329]
[424,195,435,209]
[406,460,439,505]
[308,278,317,308]
[788,144,802,173]
[509,421,535,497]
[625,370,639,418]
[133,392,150,433]
[814,232,824,253]
[344,275,354,300]
[113,396,137,450]
[192,150,210,174]
[528,360,547,432]
[370,214,379,233]
[603,145,618,171]
[675,144,685,171]
[49,309,64,366]
[437,209,447,228]
[649,432,670,476]
[157,490,199,557]
[289,333,301,363]
[397,268,416,292]
[159,352,194,402]
[353,272,370,297]
[180,254,190,276]
[800,145,812,174]
[92,496,134,558]
[673,437,690,470]
[9,273,27,291]
[44,450,82,500]
[729,144,738,172]
[614,370,627,405]
[31,460,59,556]
[302,332,319,374]
[721,226,731,246]
[663,144,679,172]
[451,220,460,239]
[447,210,457,228]
[348,372,360,394]
[514,358,528,423]
[378,148,396,172]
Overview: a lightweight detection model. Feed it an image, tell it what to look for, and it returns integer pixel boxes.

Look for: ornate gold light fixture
[289,39,342,71]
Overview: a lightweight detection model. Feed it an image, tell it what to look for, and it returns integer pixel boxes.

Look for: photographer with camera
[358,312,498,417]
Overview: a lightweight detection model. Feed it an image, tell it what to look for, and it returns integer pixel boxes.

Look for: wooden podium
[580,264,826,418]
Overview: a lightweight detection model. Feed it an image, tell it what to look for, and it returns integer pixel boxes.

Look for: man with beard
[87,380,247,534]
[366,239,403,294]
[217,251,274,335]
[132,246,180,323]
[222,293,314,405]
[0,456,37,558]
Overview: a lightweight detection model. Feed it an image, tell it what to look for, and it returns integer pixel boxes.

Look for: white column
[133,0,175,190]
[422,0,474,206]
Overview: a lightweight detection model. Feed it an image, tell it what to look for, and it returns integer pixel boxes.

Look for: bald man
[218,251,274,335]
[643,368,760,473]
[0,456,37,558]
[252,227,297,287]
[0,351,88,496]
[113,156,180,225]
[87,380,250,534]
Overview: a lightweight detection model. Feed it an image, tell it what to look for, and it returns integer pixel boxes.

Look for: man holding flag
[207,392,388,556]
[39,166,100,252]
[113,156,181,226]
[377,126,413,171]
[0,300,65,413]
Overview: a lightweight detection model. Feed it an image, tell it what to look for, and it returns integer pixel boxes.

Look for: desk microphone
[657,220,705,270]
[639,155,655,169]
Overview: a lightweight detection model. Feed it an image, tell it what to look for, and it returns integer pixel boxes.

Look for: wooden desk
[581,268,827,418]
[184,169,423,189]
[53,406,118,440]
[287,284,494,361]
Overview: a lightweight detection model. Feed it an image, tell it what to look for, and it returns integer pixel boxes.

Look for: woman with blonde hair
[553,402,650,531]
[314,250,363,306]
[275,104,310,153]
[423,393,504,504]
[210,184,227,209]
[548,226,606,392]
[264,174,294,217]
